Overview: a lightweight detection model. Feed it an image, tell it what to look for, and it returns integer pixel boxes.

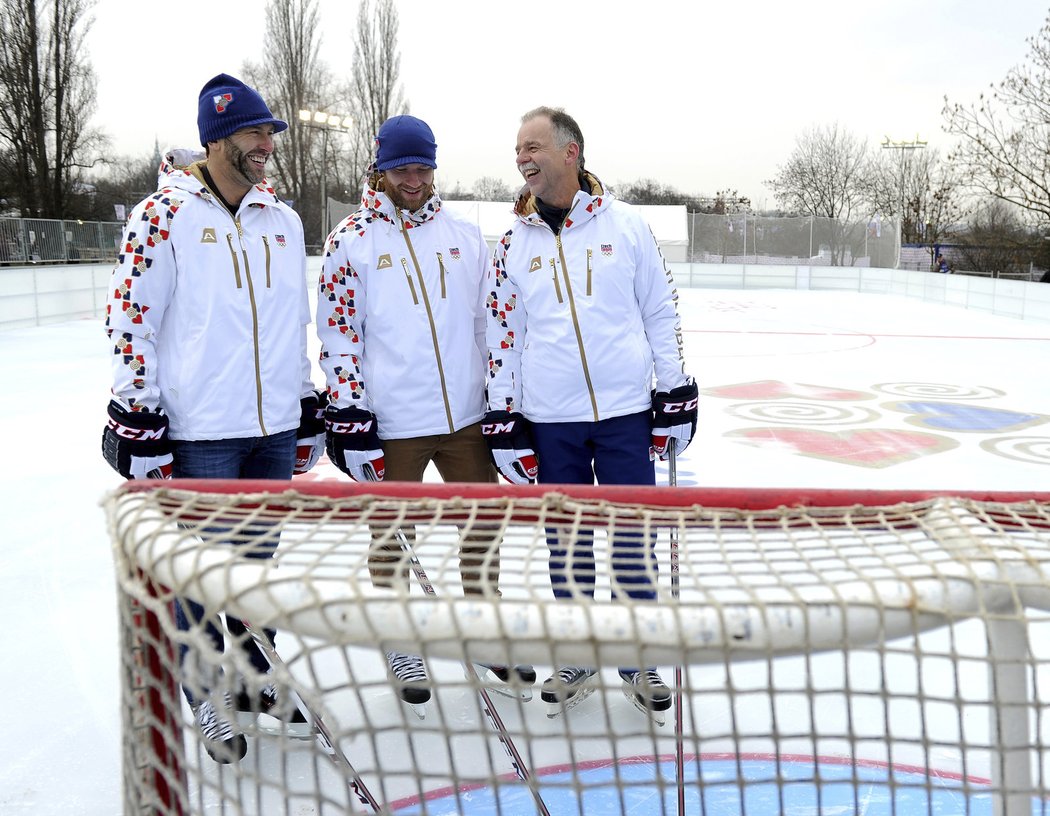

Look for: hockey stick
[240,620,385,814]
[668,440,686,816]
[395,530,552,816]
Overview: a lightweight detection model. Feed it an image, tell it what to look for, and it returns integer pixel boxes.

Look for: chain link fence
[2,212,902,268]
[688,212,900,268]
[0,217,124,264]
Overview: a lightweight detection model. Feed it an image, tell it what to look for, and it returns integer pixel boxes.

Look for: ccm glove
[324,405,385,482]
[101,400,174,480]
[294,390,328,475]
[652,379,699,460]
[480,410,538,485]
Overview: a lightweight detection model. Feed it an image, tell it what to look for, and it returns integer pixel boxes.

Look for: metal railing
[0,217,124,264]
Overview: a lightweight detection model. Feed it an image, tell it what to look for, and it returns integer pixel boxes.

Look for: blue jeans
[171,430,296,702]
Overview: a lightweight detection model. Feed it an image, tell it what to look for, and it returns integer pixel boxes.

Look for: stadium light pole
[881,135,927,246]
[298,109,353,248]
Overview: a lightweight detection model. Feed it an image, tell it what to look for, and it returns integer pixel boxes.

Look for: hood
[157,159,283,208]
[513,171,611,230]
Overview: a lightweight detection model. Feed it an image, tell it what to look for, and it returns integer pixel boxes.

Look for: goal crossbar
[104,481,1050,816]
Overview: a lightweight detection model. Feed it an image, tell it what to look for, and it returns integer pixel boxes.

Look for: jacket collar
[514,171,610,231]
[361,172,442,229]
[160,161,282,209]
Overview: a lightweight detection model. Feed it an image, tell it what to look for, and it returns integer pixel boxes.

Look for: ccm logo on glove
[106,420,167,441]
[329,418,375,434]
[481,418,516,435]
[657,397,699,414]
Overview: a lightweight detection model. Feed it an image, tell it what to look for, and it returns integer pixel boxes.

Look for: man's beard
[223,138,265,186]
[385,181,434,212]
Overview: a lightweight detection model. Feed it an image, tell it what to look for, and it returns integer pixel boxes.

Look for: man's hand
[324,405,385,481]
[652,380,698,460]
[294,390,328,475]
[101,400,174,479]
[480,410,538,484]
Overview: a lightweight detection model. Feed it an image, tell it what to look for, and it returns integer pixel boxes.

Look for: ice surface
[3,286,1049,813]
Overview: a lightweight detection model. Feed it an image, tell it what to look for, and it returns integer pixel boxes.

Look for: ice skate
[474,663,536,702]
[620,669,672,726]
[387,651,430,719]
[540,666,598,718]
[236,680,313,739]
[192,694,248,763]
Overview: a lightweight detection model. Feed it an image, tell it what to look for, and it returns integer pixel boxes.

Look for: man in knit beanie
[102,73,319,762]
[317,115,534,715]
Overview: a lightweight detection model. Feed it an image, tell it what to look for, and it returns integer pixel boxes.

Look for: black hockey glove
[480,410,538,484]
[324,405,385,482]
[102,400,174,480]
[294,389,328,475]
[652,379,699,460]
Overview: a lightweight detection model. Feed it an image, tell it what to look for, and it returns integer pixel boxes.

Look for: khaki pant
[369,422,500,597]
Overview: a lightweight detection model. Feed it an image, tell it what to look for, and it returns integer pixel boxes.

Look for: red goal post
[105,480,1050,816]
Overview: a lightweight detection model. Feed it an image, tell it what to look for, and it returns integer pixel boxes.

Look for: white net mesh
[105,481,1050,815]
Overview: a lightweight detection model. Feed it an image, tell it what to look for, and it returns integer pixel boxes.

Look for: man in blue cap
[317,115,535,715]
[101,73,323,762]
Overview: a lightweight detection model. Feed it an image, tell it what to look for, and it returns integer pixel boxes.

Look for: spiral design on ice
[979,437,1050,465]
[727,402,879,425]
[872,382,1004,400]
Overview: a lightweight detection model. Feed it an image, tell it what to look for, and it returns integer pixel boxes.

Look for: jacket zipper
[235,216,267,435]
[262,235,272,288]
[401,258,418,304]
[436,252,447,298]
[549,258,563,303]
[554,213,599,421]
[586,248,593,295]
[226,234,242,288]
[398,209,455,433]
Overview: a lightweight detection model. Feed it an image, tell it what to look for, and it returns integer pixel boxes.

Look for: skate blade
[543,684,597,719]
[406,702,427,720]
[474,666,534,702]
[236,711,315,740]
[621,684,669,726]
[488,684,534,703]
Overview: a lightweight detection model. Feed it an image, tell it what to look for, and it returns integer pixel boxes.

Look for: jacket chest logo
[529,256,542,273]
[601,243,613,256]
[275,233,286,248]
[200,227,217,244]
[449,247,460,260]
[377,253,393,269]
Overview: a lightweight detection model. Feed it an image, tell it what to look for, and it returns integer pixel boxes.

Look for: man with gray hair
[481,106,698,722]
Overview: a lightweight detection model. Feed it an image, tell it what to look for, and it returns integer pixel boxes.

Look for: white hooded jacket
[316,180,489,439]
[486,174,687,423]
[104,163,313,440]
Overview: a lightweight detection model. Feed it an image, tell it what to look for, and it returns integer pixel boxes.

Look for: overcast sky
[86,1,1046,208]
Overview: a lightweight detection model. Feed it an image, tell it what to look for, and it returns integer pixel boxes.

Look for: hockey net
[104,480,1050,815]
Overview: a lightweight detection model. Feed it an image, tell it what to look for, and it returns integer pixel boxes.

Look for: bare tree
[243,0,329,230]
[867,146,963,254]
[943,13,1050,225]
[952,198,1041,277]
[766,123,873,265]
[471,176,513,201]
[0,0,104,218]
[340,0,408,183]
